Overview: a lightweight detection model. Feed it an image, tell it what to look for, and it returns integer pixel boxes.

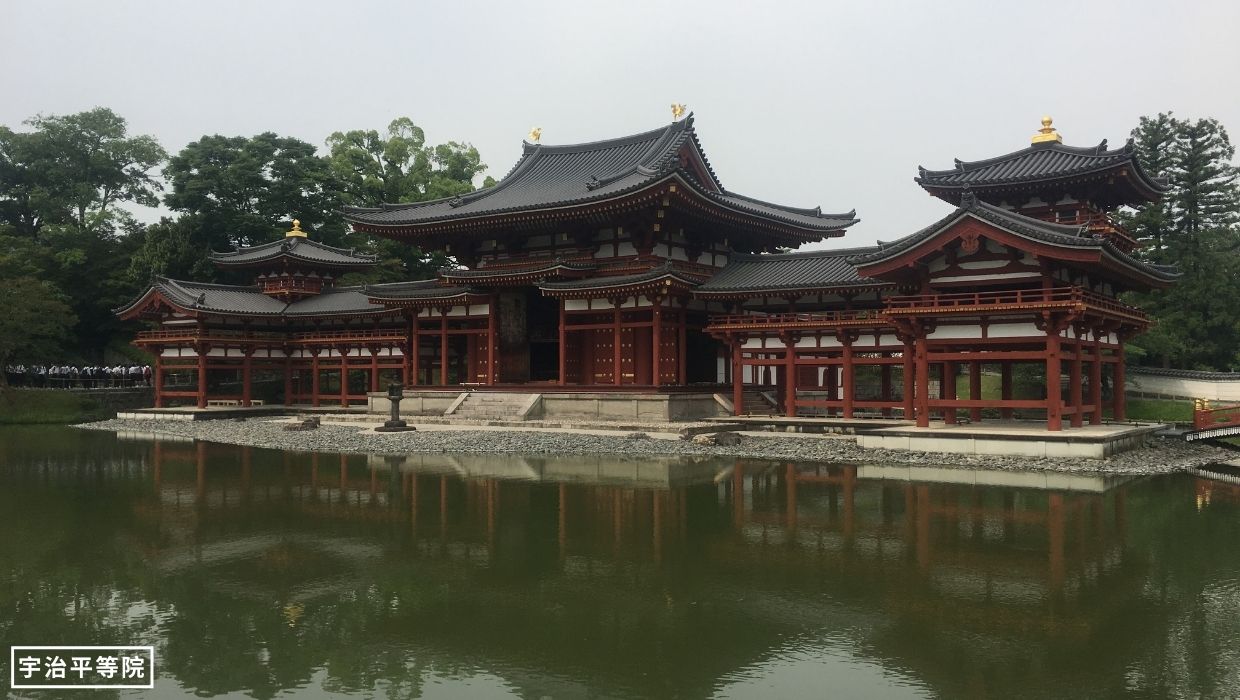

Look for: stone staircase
[447,392,541,421]
[741,389,780,415]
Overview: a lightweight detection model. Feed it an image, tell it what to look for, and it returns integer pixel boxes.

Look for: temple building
[118,114,1175,430]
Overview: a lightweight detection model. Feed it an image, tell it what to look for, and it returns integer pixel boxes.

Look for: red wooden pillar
[559,299,568,385]
[487,300,497,385]
[1000,361,1014,420]
[410,314,420,386]
[826,361,838,417]
[651,297,662,387]
[613,299,622,386]
[969,361,982,422]
[241,349,253,407]
[370,347,380,393]
[677,307,687,385]
[902,341,915,419]
[1113,343,1126,421]
[732,337,744,416]
[880,361,892,417]
[340,348,350,407]
[1069,336,1084,428]
[153,354,164,408]
[283,358,292,406]
[439,309,449,386]
[783,333,797,417]
[1046,331,1063,431]
[196,346,207,409]
[942,361,957,425]
[311,352,321,407]
[841,339,854,419]
[1090,336,1103,425]
[914,338,930,428]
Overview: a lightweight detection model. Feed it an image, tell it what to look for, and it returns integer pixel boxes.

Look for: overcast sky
[4,0,1238,249]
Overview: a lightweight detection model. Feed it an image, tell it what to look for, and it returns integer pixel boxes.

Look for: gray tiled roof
[848,195,1179,283]
[211,236,377,268]
[118,278,391,317]
[695,248,888,295]
[538,264,705,292]
[440,259,597,279]
[916,140,1167,195]
[362,280,477,301]
[283,287,387,316]
[343,115,857,232]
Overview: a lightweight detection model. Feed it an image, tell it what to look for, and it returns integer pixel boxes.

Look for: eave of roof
[848,196,1179,287]
[695,247,892,296]
[342,115,856,236]
[210,237,378,268]
[915,138,1168,200]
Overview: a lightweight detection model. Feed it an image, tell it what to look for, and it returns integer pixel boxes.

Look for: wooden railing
[706,309,886,328]
[1193,401,1240,430]
[135,328,406,345]
[885,287,1148,322]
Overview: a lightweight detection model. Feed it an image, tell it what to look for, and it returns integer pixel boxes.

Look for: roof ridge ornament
[286,218,308,238]
[1031,115,1063,144]
[671,103,687,121]
[960,185,978,209]
[527,127,542,143]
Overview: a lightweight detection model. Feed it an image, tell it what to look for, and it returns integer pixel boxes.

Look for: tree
[0,108,165,238]
[164,133,345,252]
[1124,113,1240,370]
[0,276,77,383]
[325,118,491,282]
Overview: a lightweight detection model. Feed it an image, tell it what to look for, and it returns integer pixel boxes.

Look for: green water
[0,426,1238,699]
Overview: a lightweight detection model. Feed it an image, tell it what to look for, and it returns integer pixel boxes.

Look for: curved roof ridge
[162,278,263,292]
[921,140,1120,177]
[729,245,882,262]
[971,199,1090,236]
[522,117,689,156]
[717,189,856,220]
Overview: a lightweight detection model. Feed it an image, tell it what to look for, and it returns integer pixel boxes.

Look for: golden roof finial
[527,127,542,143]
[671,103,687,121]
[286,218,307,238]
[1032,115,1062,144]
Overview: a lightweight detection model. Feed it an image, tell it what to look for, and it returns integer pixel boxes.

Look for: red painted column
[1000,361,1014,420]
[1069,337,1084,428]
[370,348,380,393]
[784,334,797,417]
[283,358,292,406]
[559,299,568,385]
[613,299,623,386]
[942,361,957,425]
[826,361,838,417]
[1046,331,1063,431]
[196,346,207,409]
[969,361,982,422]
[487,301,496,385]
[732,337,744,416]
[242,350,253,407]
[841,339,854,419]
[311,352,321,407]
[677,307,687,386]
[154,354,164,408]
[1090,337,1103,425]
[340,348,349,407]
[915,338,930,428]
[411,315,421,387]
[880,361,892,417]
[651,297,662,387]
[902,341,914,419]
[440,309,449,386]
[1113,343,1126,421]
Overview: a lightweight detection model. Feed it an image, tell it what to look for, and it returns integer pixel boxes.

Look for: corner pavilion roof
[116,277,404,319]
[210,235,378,270]
[342,115,857,236]
[849,194,1179,288]
[916,137,1167,206]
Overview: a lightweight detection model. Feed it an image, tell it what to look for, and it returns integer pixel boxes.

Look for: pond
[1,425,1238,698]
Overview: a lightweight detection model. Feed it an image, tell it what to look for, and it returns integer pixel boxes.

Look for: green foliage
[0,276,77,377]
[0,107,166,238]
[1123,113,1240,370]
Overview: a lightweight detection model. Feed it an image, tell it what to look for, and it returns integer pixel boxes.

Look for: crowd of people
[4,364,152,388]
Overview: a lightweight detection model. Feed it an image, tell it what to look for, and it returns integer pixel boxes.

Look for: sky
[3,0,1238,249]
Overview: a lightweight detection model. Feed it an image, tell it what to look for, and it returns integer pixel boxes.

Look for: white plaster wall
[1127,373,1240,401]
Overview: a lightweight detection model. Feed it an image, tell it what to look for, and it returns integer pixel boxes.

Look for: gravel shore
[77,413,1230,475]
[77,417,1233,475]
